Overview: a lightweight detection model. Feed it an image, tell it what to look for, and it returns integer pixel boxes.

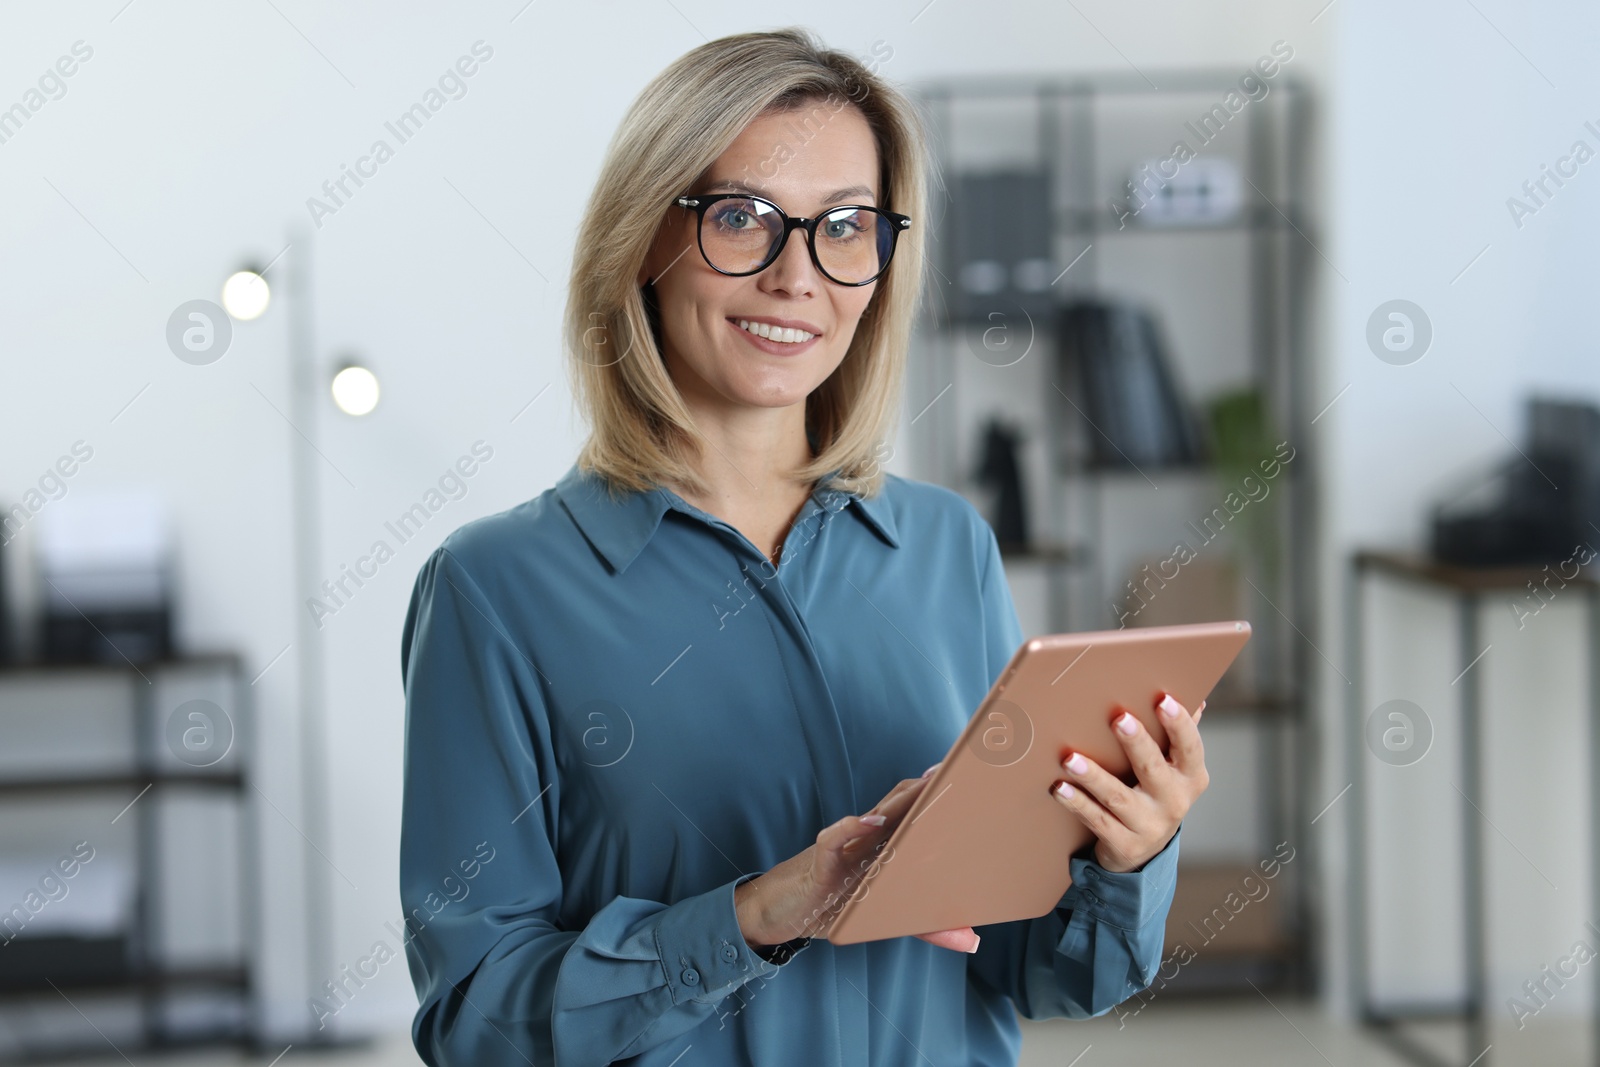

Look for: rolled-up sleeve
[962,518,1182,1019]
[399,546,779,1067]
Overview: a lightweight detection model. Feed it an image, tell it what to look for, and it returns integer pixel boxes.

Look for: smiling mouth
[732,318,818,344]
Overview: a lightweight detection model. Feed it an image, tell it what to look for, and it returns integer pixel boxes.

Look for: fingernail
[1116,713,1139,735]
[967,934,981,953]
[1198,700,1207,713]
[921,763,939,778]
[1159,694,1183,718]
[858,814,886,826]
[1053,780,1074,799]
[1065,752,1089,775]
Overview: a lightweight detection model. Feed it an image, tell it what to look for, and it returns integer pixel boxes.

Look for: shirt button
[721,944,739,962]
[681,967,700,986]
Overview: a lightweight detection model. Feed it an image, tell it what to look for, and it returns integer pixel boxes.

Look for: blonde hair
[564,27,927,500]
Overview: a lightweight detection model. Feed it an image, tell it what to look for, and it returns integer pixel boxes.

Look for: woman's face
[638,101,882,417]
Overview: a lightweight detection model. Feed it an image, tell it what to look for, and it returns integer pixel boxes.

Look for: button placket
[738,502,872,1066]
[665,482,868,1062]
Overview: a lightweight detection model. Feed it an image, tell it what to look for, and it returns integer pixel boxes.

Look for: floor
[1018,1000,1589,1066]
[25,997,1592,1065]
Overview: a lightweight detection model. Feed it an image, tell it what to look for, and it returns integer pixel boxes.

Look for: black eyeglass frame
[672,192,912,287]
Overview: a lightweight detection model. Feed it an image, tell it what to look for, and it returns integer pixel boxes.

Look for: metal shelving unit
[0,652,259,1061]
[910,70,1316,997]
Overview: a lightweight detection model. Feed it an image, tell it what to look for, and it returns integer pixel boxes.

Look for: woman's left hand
[1049,692,1209,874]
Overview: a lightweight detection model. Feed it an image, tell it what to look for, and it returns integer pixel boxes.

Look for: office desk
[1345,550,1600,1067]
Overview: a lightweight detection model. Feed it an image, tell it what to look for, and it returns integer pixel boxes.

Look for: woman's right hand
[733,766,980,954]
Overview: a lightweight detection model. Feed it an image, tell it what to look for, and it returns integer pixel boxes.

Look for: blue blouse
[398,459,1181,1067]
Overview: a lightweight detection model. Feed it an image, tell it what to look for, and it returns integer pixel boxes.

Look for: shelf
[998,541,1085,565]
[951,462,1303,485]
[1196,690,1299,720]
[1069,463,1214,480]
[1046,462,1303,481]
[1053,206,1309,235]
[0,650,244,677]
[0,964,247,997]
[1354,549,1599,593]
[0,771,244,797]
[1163,860,1294,957]
[1159,933,1300,961]
[915,69,1309,99]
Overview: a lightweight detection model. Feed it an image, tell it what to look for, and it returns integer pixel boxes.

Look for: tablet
[825,619,1251,946]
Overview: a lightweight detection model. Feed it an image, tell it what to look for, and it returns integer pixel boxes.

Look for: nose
[759,223,821,296]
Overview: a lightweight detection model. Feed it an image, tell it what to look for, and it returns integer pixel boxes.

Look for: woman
[398,26,1208,1067]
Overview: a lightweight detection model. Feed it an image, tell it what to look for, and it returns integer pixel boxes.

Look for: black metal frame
[1345,550,1600,1067]
[912,71,1315,999]
[671,192,911,287]
[0,652,258,1062]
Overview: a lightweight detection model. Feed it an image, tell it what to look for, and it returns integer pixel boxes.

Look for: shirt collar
[554,461,900,575]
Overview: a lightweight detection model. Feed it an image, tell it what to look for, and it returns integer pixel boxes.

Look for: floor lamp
[285,222,334,1040]
[233,223,379,1045]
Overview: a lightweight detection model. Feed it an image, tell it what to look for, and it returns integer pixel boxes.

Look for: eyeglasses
[672,192,912,287]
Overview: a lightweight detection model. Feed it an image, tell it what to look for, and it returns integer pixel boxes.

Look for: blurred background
[1,1,1596,1064]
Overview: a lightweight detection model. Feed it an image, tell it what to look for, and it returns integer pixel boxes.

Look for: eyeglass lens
[699,197,894,284]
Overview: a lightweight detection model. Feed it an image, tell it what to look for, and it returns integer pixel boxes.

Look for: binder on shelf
[1056,299,1208,470]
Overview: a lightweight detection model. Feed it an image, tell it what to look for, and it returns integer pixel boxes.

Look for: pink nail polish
[921,764,939,778]
[1066,753,1089,775]
[859,814,886,826]
[1159,694,1183,718]
[967,934,981,953]
[1053,780,1074,799]
[1116,713,1139,736]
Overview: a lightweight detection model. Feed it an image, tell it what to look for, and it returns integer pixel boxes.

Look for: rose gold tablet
[825,620,1251,946]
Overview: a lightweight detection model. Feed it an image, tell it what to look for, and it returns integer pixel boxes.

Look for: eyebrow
[700,177,878,207]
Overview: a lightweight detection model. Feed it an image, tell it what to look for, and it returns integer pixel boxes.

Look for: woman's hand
[734,769,980,954]
[1049,692,1209,874]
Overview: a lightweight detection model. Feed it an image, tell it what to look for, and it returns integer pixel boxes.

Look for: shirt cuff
[1061,824,1182,933]
[653,872,781,1004]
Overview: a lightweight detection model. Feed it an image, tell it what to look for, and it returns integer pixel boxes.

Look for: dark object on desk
[1430,397,1600,566]
[1056,300,1207,469]
[974,416,1030,549]
[1532,396,1600,528]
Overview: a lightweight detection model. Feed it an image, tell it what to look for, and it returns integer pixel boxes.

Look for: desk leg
[1460,593,1490,1065]
[1590,588,1600,1067]
[1347,558,1371,1027]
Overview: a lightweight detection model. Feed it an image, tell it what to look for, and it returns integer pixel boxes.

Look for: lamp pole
[285,221,334,1034]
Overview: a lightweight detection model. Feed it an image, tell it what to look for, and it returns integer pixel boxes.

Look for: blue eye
[820,211,870,242]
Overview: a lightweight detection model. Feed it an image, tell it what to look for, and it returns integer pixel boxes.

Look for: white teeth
[737,319,814,343]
